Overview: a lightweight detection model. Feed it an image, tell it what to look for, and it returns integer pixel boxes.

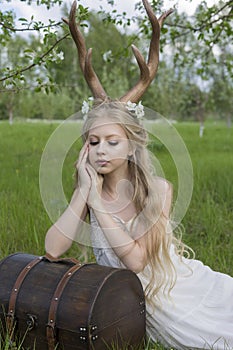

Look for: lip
[96,160,109,166]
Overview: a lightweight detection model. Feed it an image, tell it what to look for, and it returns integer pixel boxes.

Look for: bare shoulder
[153,176,172,195]
[153,177,173,217]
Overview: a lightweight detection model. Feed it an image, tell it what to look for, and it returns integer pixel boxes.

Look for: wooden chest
[0,253,146,349]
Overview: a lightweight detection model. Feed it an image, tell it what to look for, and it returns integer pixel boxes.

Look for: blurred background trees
[0,0,232,123]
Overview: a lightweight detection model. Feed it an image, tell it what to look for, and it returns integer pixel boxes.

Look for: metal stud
[80,327,86,332]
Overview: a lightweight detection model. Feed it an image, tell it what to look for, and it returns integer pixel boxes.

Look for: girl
[45,100,233,350]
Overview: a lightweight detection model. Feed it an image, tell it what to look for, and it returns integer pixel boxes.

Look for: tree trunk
[9,106,13,125]
[227,115,232,128]
[7,92,14,125]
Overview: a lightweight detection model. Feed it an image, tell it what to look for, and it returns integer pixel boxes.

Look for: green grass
[0,120,233,349]
[176,122,233,275]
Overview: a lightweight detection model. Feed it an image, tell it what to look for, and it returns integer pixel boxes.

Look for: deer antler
[64,0,173,103]
[120,0,174,103]
[63,1,107,100]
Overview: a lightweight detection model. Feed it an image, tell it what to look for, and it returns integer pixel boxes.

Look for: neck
[103,165,131,198]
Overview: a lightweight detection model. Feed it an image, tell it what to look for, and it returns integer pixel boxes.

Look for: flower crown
[81,98,145,121]
[81,97,94,121]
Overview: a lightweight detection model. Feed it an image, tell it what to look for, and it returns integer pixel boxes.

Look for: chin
[96,168,111,174]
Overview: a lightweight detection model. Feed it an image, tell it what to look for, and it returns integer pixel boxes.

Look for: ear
[128,140,136,157]
[128,149,133,157]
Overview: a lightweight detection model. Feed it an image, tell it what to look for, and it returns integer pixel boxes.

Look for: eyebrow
[88,134,122,139]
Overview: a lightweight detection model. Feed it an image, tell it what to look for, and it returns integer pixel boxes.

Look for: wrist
[71,187,88,207]
[90,202,108,217]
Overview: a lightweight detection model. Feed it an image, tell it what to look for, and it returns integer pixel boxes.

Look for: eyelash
[89,141,118,146]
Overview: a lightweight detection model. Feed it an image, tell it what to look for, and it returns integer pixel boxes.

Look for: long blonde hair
[78,99,186,304]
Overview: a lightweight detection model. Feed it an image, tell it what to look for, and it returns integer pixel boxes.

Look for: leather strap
[6,256,43,336]
[46,261,82,350]
[6,254,82,349]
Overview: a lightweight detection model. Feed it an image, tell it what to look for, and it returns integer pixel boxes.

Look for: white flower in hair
[81,97,94,120]
[126,100,145,120]
[126,101,137,111]
[135,101,144,119]
[82,100,89,114]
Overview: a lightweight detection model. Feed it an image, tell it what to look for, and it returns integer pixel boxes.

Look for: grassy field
[0,120,233,349]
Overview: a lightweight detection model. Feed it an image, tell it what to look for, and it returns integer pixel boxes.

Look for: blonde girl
[45,100,233,350]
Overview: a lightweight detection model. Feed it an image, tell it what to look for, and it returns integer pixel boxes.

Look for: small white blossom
[57,51,64,60]
[103,50,112,62]
[81,97,94,120]
[126,100,145,120]
[126,101,137,112]
[81,100,90,115]
[5,83,14,90]
[135,101,144,119]
[48,50,64,62]
[48,53,57,62]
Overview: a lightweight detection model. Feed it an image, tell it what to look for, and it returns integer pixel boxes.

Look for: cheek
[114,142,130,158]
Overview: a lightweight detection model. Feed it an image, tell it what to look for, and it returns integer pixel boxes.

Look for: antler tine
[158,9,174,28]
[64,0,107,100]
[120,0,174,103]
[84,48,107,99]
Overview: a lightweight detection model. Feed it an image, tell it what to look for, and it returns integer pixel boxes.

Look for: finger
[85,163,96,179]
[76,142,89,168]
[86,165,104,189]
[79,141,89,160]
[87,165,103,186]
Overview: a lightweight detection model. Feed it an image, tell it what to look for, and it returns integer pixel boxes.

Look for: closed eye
[108,141,118,146]
[89,141,99,146]
[89,140,119,146]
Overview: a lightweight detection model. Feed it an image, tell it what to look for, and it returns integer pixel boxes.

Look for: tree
[0,0,232,122]
[208,52,233,127]
[0,0,67,96]
[1,0,232,89]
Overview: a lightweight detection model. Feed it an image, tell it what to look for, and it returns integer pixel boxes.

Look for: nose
[96,140,106,155]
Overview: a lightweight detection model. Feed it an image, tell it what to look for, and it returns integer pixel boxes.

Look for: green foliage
[0,0,232,123]
[17,89,76,119]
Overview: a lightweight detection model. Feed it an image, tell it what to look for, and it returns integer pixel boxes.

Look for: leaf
[33,57,42,65]
[18,18,28,22]
[34,86,41,92]
[24,49,34,53]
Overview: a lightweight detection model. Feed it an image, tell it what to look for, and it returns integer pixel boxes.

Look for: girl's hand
[76,142,91,194]
[85,163,104,209]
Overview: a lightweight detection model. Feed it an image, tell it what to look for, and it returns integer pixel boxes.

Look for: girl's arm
[45,142,91,258]
[45,188,88,258]
[92,206,147,274]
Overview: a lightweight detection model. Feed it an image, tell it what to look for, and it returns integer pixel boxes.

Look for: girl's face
[87,120,132,176]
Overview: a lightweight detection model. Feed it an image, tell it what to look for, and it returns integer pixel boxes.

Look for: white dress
[90,210,233,350]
